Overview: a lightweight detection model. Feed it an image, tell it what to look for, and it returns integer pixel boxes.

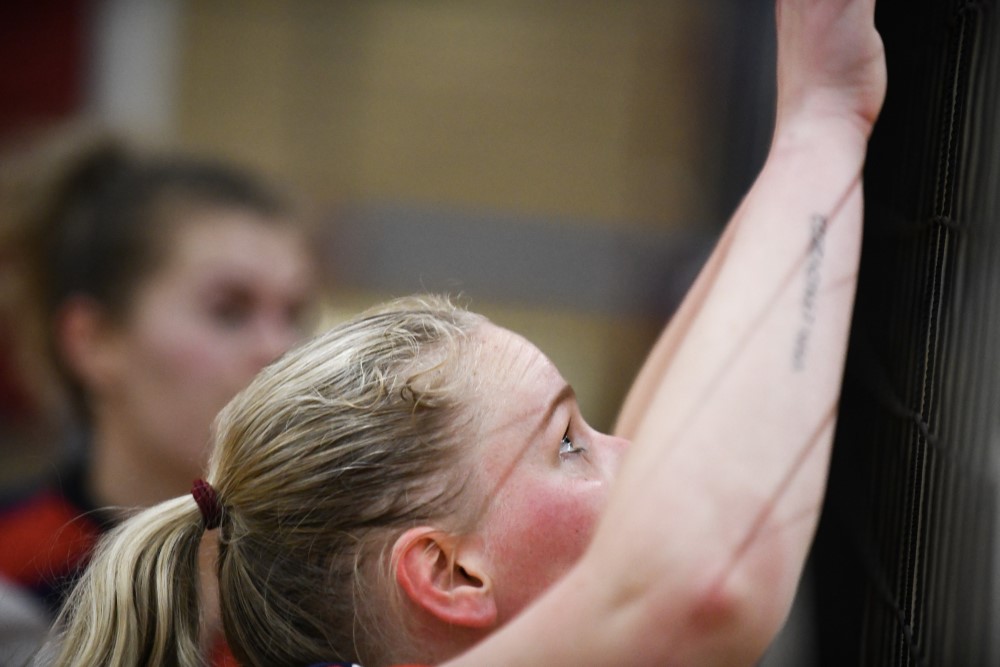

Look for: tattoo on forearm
[792,214,828,371]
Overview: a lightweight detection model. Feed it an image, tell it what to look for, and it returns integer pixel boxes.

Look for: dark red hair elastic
[191,478,223,530]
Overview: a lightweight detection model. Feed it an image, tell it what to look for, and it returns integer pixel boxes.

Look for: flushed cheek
[485,479,605,620]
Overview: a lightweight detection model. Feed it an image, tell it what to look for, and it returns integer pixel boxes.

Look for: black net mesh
[812,1,1000,665]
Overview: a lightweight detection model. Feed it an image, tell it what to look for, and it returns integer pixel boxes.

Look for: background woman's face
[93,209,316,485]
[465,324,630,624]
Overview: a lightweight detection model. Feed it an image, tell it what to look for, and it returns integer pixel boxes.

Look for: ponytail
[37,496,209,667]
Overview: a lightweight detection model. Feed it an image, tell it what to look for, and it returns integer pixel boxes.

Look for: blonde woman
[38,0,885,665]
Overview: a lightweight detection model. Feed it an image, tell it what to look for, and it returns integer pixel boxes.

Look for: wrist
[775,77,883,142]
[770,107,872,164]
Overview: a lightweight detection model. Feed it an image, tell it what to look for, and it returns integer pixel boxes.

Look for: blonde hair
[39,294,486,667]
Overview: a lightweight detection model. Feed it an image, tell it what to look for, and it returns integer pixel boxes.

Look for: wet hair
[0,131,298,422]
[38,295,487,667]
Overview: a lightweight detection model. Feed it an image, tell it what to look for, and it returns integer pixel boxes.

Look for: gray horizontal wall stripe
[327,202,715,318]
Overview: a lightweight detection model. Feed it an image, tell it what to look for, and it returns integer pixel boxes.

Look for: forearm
[616,104,871,425]
[613,219,737,441]
[593,115,870,662]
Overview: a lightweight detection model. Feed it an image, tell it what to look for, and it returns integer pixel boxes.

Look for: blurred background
[0,0,775,475]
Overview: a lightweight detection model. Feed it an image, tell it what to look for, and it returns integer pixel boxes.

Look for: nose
[594,431,630,480]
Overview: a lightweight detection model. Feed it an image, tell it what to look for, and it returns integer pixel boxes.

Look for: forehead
[465,324,567,460]
[158,210,312,287]
[470,323,563,407]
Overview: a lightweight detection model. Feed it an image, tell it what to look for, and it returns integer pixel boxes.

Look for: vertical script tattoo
[792,214,828,371]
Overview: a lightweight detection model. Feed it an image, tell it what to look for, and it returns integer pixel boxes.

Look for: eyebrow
[534,382,576,439]
[553,383,576,413]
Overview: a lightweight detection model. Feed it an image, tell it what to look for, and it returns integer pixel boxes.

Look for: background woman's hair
[40,294,487,667]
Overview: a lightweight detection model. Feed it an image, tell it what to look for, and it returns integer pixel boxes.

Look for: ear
[393,527,497,629]
[55,295,123,391]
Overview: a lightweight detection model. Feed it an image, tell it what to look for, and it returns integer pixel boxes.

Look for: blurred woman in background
[0,130,322,664]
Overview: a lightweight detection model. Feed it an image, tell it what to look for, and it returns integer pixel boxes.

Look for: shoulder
[0,476,102,590]
[0,576,49,664]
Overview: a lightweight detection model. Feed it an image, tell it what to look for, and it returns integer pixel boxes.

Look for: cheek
[132,319,242,404]
[114,311,255,466]
[131,300,263,396]
[484,477,606,619]
[515,486,601,558]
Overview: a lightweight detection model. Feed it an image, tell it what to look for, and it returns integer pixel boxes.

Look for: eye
[558,431,585,458]
[210,298,253,328]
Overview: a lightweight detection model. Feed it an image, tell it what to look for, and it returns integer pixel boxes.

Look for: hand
[775,0,887,139]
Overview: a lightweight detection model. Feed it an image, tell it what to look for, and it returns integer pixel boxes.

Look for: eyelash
[559,429,585,458]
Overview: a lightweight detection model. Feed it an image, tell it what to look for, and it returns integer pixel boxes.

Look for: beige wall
[175,0,727,430]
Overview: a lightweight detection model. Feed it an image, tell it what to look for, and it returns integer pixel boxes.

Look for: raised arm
[450,0,885,665]
[615,0,885,441]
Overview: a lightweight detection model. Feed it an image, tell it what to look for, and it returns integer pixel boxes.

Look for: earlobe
[393,527,497,629]
[56,296,121,390]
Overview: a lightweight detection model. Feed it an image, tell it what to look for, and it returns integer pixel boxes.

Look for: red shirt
[0,467,237,665]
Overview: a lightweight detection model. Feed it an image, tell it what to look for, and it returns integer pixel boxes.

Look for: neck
[385,605,487,667]
[86,414,196,511]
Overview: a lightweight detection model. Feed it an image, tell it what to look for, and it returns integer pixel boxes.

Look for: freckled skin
[465,324,629,624]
